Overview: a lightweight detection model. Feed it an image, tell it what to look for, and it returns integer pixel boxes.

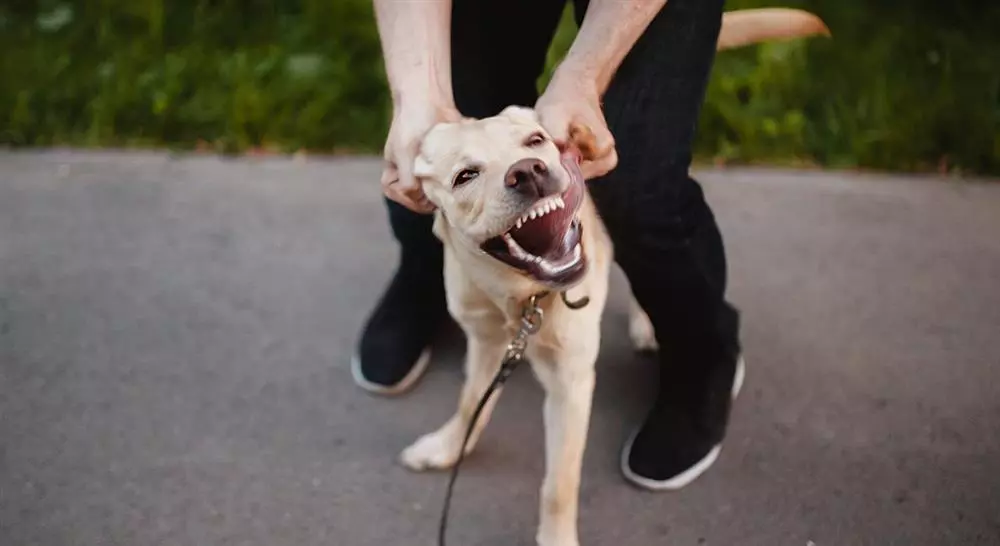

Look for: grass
[1,0,997,175]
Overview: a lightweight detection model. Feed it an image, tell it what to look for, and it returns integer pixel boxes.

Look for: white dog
[395,9,829,546]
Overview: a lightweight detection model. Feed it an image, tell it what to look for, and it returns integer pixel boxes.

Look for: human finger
[382,177,436,213]
[580,148,618,179]
[381,159,435,213]
[394,146,435,212]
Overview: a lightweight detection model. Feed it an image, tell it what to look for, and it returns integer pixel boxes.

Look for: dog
[395,9,829,546]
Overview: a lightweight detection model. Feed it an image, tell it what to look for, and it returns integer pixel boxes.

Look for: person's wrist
[392,78,456,113]
[393,96,458,128]
[545,62,600,99]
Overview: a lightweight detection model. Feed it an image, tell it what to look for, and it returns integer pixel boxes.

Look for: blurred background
[3,3,1000,545]
[1,0,998,174]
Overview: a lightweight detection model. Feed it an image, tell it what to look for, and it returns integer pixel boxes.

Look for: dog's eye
[453,167,480,187]
[525,132,546,147]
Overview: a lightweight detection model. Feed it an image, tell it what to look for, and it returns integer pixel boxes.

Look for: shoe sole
[351,348,432,397]
[620,355,746,492]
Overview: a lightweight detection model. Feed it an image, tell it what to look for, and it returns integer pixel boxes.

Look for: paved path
[2,151,999,546]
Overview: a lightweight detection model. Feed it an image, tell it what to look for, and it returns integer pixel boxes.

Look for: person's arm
[535,1,668,179]
[371,0,459,212]
[372,0,456,110]
[551,0,669,94]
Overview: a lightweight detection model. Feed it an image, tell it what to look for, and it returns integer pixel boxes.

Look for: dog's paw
[399,431,461,472]
[628,306,658,354]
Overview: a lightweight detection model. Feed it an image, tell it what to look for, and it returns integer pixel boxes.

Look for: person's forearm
[372,0,454,108]
[554,0,668,94]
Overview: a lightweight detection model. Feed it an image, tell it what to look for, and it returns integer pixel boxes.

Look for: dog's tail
[718,8,830,51]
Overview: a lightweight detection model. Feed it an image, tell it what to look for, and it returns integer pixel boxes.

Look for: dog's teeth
[504,233,532,260]
[515,219,523,229]
[533,242,584,276]
[556,197,565,209]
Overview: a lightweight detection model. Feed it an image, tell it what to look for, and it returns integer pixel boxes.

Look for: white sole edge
[621,356,746,492]
[732,354,746,399]
[351,348,432,397]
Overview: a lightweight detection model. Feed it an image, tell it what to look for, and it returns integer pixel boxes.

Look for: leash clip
[504,292,546,365]
[520,293,545,334]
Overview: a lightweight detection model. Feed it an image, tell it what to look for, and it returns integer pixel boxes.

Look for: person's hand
[381,100,462,213]
[535,71,617,180]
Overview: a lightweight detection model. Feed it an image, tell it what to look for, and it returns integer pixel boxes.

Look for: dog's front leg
[530,345,598,546]
[400,333,508,471]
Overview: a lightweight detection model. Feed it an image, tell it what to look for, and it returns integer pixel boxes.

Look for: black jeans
[385,0,740,379]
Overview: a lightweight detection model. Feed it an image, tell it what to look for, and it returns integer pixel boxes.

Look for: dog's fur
[397,9,828,546]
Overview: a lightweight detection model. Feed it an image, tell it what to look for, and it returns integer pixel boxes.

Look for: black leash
[436,289,591,546]
[436,352,522,546]
[437,292,547,546]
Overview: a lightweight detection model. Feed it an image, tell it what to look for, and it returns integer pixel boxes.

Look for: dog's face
[415,106,587,288]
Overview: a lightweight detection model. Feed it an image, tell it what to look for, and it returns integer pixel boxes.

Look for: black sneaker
[621,354,745,490]
[351,256,448,396]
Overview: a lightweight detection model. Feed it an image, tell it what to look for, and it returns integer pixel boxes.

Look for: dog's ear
[413,154,434,179]
[567,123,600,161]
[431,210,450,244]
[414,154,446,215]
[499,105,540,125]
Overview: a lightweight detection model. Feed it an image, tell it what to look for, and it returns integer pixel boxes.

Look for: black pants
[386,0,740,378]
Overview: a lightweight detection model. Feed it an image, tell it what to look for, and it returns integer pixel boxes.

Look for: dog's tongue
[509,209,573,257]
[508,152,583,258]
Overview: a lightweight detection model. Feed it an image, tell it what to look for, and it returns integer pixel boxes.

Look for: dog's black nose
[504,158,550,196]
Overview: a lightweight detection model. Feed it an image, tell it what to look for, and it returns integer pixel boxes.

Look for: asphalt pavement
[2,150,999,546]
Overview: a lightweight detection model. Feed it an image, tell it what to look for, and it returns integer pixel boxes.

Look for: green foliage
[0,0,390,152]
[1,0,998,174]
[694,0,1000,174]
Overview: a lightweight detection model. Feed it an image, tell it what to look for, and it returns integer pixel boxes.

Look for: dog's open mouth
[480,157,587,287]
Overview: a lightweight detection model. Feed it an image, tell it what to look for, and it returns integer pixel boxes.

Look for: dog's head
[414,106,588,288]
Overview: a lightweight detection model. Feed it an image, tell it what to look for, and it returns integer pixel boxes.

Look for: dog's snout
[504,158,551,196]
